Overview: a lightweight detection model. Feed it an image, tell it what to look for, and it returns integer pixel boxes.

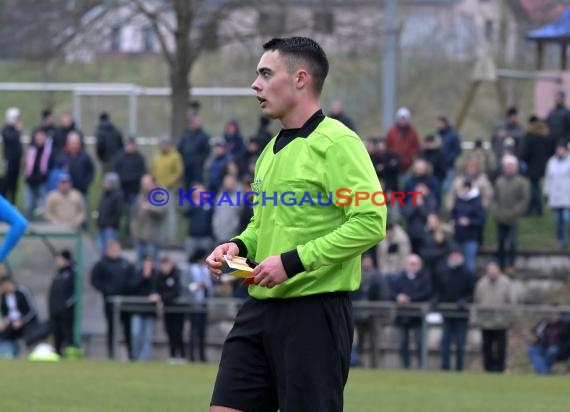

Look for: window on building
[111,26,121,52]
[258,10,286,36]
[485,19,494,42]
[142,25,155,52]
[313,11,335,34]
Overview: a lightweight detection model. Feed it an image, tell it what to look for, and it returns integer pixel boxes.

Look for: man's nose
[251,78,261,92]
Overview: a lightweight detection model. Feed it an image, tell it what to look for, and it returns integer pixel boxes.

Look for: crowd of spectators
[1,93,569,371]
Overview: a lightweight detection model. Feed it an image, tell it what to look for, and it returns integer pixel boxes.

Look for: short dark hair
[506,106,518,117]
[263,37,329,95]
[0,275,13,286]
[42,109,52,119]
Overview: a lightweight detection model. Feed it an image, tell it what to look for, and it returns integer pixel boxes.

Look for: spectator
[95,112,124,173]
[254,115,274,150]
[96,172,123,255]
[0,275,38,357]
[178,114,211,188]
[55,131,95,219]
[521,115,555,216]
[435,116,462,193]
[329,99,356,132]
[38,109,56,138]
[90,240,136,360]
[183,183,214,258]
[403,158,441,210]
[130,255,160,362]
[376,221,411,277]
[490,155,530,273]
[53,112,83,155]
[420,135,447,185]
[491,106,525,159]
[351,254,389,365]
[402,182,438,254]
[181,249,213,362]
[223,120,245,156]
[447,158,494,211]
[131,174,167,270]
[544,141,570,249]
[48,250,75,355]
[236,138,261,179]
[390,254,433,369]
[528,315,570,374]
[151,137,184,245]
[207,137,233,194]
[419,213,453,281]
[451,181,485,273]
[1,107,23,203]
[44,173,86,231]
[24,128,54,220]
[432,249,474,371]
[386,107,421,174]
[371,138,400,193]
[547,90,570,146]
[156,256,185,363]
[474,260,515,373]
[212,173,243,243]
[464,139,495,177]
[113,137,146,241]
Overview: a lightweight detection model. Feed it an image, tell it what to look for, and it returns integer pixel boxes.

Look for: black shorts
[211,292,354,412]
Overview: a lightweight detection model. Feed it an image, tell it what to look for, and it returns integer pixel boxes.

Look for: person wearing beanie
[386,107,421,173]
[48,249,76,355]
[96,172,123,255]
[547,90,570,147]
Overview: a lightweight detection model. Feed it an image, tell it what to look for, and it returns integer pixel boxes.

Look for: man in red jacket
[386,107,421,173]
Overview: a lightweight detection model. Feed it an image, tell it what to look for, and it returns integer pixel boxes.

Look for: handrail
[106,296,570,367]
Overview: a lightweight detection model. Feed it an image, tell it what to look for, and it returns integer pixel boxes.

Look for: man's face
[106,242,121,259]
[406,256,421,274]
[67,136,81,155]
[141,175,154,192]
[503,162,517,176]
[486,263,499,279]
[0,281,14,294]
[506,114,517,124]
[556,146,568,158]
[397,116,409,127]
[160,260,173,274]
[58,180,71,194]
[251,50,297,120]
[125,142,136,153]
[61,114,73,128]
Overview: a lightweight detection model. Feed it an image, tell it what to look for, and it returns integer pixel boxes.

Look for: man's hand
[12,320,23,330]
[206,242,240,278]
[148,293,161,303]
[396,294,410,304]
[252,256,288,288]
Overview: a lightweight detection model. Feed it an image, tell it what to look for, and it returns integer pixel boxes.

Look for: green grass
[0,360,568,412]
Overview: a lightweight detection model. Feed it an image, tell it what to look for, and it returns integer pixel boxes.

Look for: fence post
[421,304,429,370]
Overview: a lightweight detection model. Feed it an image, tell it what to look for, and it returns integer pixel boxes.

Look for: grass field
[0,360,568,412]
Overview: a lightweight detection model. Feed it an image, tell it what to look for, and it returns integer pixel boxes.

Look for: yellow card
[223,255,255,279]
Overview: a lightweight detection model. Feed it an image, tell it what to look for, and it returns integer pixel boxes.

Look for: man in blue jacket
[390,254,433,369]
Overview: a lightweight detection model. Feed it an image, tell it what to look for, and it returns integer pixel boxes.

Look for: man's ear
[295,69,310,90]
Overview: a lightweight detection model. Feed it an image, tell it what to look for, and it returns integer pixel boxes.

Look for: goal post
[0,222,85,347]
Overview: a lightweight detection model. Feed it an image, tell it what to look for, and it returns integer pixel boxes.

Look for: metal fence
[107,296,570,369]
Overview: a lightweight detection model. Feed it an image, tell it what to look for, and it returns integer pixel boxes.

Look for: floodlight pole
[382,0,398,132]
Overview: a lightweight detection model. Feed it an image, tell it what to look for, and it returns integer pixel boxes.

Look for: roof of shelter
[527,7,570,41]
